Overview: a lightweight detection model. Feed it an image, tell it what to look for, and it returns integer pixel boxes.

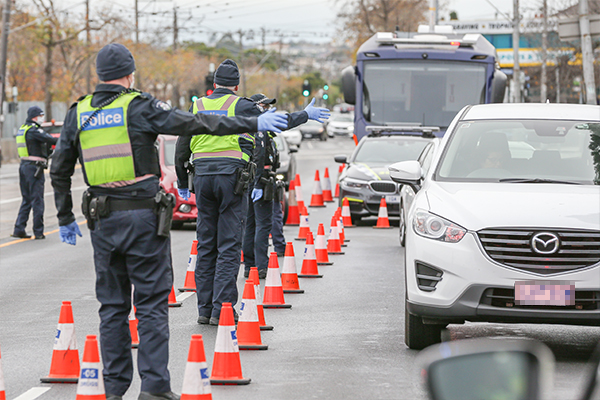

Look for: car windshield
[436,119,599,184]
[354,138,429,164]
[362,60,486,129]
[332,114,353,123]
[163,140,176,166]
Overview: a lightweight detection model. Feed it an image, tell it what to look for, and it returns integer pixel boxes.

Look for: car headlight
[342,177,367,189]
[179,204,192,213]
[347,126,354,131]
[276,174,285,180]
[413,210,466,243]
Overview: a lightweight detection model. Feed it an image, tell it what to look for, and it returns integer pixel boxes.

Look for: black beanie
[27,106,44,120]
[214,59,240,87]
[96,43,136,82]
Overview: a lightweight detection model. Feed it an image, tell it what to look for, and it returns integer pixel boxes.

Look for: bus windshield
[362,60,487,129]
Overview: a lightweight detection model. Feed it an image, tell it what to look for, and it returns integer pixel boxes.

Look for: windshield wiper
[499,178,582,185]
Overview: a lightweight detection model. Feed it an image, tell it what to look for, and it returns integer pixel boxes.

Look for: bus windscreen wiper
[499,178,582,185]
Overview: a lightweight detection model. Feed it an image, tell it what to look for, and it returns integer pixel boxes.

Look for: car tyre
[404,301,442,350]
[399,202,406,247]
[350,214,361,225]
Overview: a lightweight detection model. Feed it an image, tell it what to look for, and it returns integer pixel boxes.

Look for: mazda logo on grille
[531,232,560,254]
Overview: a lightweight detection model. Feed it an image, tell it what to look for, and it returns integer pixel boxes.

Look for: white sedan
[390,103,600,350]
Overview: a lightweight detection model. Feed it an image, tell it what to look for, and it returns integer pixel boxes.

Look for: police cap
[250,93,276,105]
[214,59,240,87]
[96,43,136,82]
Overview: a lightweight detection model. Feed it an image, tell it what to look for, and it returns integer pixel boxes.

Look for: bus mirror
[342,65,356,105]
[491,69,507,103]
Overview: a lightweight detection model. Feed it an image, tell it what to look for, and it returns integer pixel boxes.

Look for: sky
[21,0,567,45]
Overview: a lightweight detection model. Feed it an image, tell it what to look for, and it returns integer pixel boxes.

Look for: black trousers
[90,208,172,396]
[243,192,273,273]
[14,162,45,236]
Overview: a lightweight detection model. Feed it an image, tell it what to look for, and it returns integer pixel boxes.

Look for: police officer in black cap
[50,44,286,400]
[12,106,57,239]
[174,60,329,326]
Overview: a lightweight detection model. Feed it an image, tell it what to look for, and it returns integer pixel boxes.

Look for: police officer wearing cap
[174,59,329,326]
[12,106,57,239]
[50,44,286,400]
[242,94,328,278]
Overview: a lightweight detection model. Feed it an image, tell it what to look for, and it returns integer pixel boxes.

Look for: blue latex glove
[257,109,287,133]
[304,98,331,123]
[178,188,190,201]
[251,188,263,202]
[59,221,83,246]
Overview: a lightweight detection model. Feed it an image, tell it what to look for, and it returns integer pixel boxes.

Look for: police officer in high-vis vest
[174,60,329,326]
[242,94,329,279]
[50,44,286,400]
[12,106,57,239]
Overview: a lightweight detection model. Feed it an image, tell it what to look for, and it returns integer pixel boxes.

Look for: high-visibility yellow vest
[190,94,253,162]
[76,92,141,186]
[16,124,33,158]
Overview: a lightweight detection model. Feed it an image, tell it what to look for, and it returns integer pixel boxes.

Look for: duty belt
[108,198,156,211]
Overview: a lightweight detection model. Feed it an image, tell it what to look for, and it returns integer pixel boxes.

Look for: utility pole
[0,0,11,137]
[511,0,521,103]
[261,27,266,51]
[540,0,548,102]
[85,0,91,93]
[172,6,180,107]
[173,6,177,50]
[135,0,139,44]
[429,0,436,32]
[556,66,560,103]
[237,29,246,97]
[579,0,597,104]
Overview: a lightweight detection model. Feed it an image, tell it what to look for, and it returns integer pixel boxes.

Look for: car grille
[478,228,600,275]
[369,181,397,193]
[481,288,600,310]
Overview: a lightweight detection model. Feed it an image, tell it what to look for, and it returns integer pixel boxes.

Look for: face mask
[35,115,45,124]
[128,74,135,89]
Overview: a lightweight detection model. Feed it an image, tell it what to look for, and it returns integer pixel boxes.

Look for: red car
[157,135,197,229]
[42,120,63,150]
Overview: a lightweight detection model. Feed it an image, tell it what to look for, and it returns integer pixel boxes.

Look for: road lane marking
[307,142,314,149]
[176,291,195,302]
[0,221,86,248]
[13,387,51,400]
[0,185,87,204]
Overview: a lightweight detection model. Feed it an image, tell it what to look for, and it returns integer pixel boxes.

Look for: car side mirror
[419,338,554,400]
[334,155,348,164]
[389,160,422,192]
[289,146,298,154]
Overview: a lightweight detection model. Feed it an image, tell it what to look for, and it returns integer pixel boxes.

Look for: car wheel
[171,221,184,230]
[350,214,361,225]
[404,301,442,350]
[399,202,406,247]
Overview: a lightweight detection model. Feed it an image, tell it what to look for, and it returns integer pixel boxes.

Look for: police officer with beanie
[243,94,328,278]
[12,106,57,239]
[50,44,286,400]
[174,59,328,325]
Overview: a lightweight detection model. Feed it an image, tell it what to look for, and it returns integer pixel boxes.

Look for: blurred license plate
[385,195,400,203]
[514,281,575,306]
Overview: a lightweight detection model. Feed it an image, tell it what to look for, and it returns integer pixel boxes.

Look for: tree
[337,0,428,51]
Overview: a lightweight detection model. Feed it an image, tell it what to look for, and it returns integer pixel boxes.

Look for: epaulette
[69,94,88,109]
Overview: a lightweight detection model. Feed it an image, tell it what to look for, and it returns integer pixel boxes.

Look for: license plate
[385,195,400,203]
[514,281,575,306]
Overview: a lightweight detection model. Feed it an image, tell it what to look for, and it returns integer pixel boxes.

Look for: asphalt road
[0,137,598,400]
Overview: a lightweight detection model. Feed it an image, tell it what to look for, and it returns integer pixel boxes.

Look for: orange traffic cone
[75,335,105,400]
[249,268,273,331]
[309,170,325,207]
[0,345,5,400]
[168,285,182,307]
[181,335,212,400]
[295,174,308,215]
[334,165,344,199]
[335,209,347,247]
[41,301,80,383]
[374,197,392,229]
[327,216,345,255]
[341,197,354,227]
[129,305,139,349]
[281,242,304,294]
[237,280,268,350]
[299,232,323,278]
[315,223,333,265]
[295,213,310,241]
[210,303,251,385]
[179,240,198,292]
[241,250,244,264]
[263,252,292,308]
[353,133,358,146]
[322,167,334,202]
[285,180,300,226]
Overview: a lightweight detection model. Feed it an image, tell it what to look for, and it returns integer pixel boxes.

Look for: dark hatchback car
[299,120,327,141]
[334,134,431,224]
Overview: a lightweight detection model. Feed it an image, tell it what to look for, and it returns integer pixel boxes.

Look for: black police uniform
[13,117,57,238]
[243,111,307,276]
[50,83,259,396]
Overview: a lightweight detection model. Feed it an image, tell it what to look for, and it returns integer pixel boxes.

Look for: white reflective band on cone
[0,359,5,392]
[323,176,331,191]
[214,325,238,353]
[253,284,263,304]
[342,206,351,217]
[239,298,259,322]
[182,361,211,395]
[378,205,388,218]
[282,256,296,273]
[299,215,309,227]
[315,234,327,249]
[295,186,304,201]
[265,268,282,287]
[313,180,322,194]
[54,323,77,351]
[76,364,105,395]
[187,254,197,272]
[328,225,339,241]
[303,244,316,260]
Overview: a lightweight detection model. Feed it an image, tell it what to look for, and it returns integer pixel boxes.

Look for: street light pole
[579,0,597,104]
[512,0,521,103]
[0,0,12,136]
[540,0,548,102]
